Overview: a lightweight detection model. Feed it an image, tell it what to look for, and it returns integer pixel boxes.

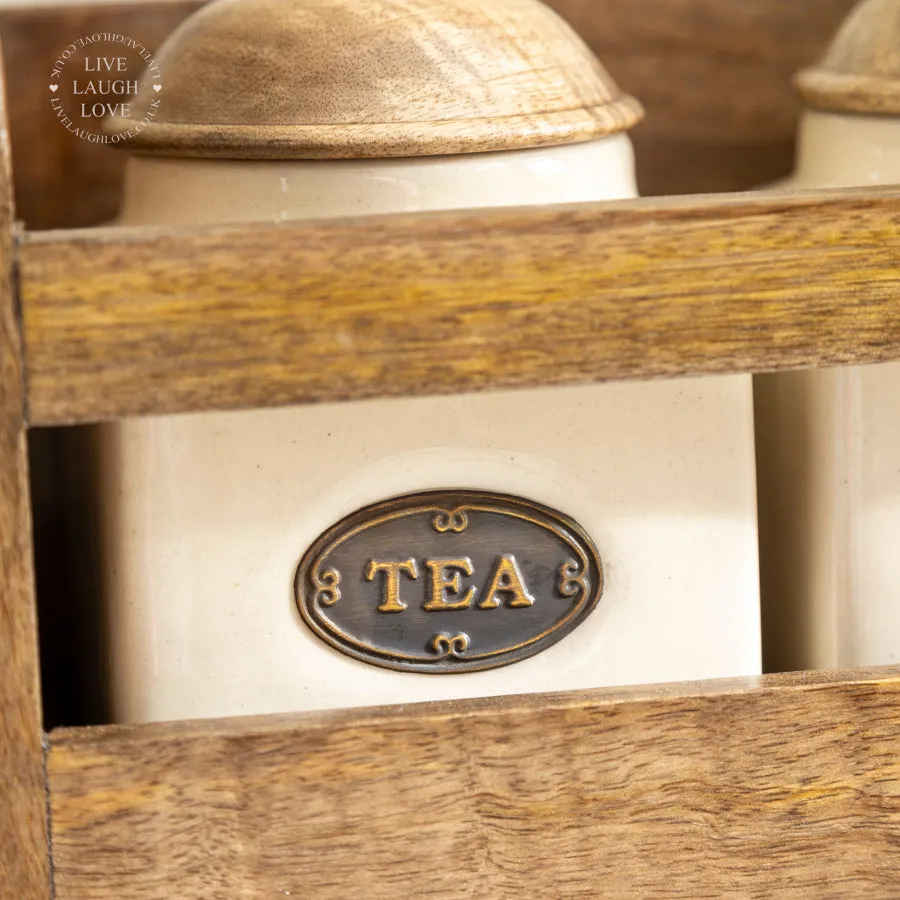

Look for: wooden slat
[0,46,50,900]
[19,187,900,426]
[48,668,900,899]
[0,0,859,229]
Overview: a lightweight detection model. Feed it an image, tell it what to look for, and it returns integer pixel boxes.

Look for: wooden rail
[0,53,50,899]
[47,667,900,899]
[19,187,900,425]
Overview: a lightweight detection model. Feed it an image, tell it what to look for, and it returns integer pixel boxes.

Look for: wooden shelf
[3,0,900,898]
[47,668,900,898]
[20,187,900,425]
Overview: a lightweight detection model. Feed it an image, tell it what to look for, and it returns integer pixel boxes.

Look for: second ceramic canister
[99,0,762,723]
[757,0,900,673]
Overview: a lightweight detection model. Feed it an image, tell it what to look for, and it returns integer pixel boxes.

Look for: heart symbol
[152,84,162,92]
[49,84,58,93]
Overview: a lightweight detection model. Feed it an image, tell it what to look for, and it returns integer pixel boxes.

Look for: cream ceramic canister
[756,0,900,672]
[98,0,761,723]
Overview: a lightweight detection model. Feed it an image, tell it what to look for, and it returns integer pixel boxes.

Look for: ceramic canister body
[100,136,762,723]
[758,110,900,671]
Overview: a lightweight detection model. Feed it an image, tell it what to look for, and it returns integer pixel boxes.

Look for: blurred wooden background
[1,0,860,230]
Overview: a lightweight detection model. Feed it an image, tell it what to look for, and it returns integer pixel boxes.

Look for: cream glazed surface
[757,110,900,671]
[97,133,762,723]
[117,137,638,224]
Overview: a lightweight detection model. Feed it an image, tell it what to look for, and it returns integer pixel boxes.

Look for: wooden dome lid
[109,0,643,159]
[795,0,900,115]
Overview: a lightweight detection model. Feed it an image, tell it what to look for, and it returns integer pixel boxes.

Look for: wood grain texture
[0,0,859,228]
[111,0,642,158]
[48,667,900,899]
[18,187,900,426]
[796,0,900,115]
[0,47,50,900]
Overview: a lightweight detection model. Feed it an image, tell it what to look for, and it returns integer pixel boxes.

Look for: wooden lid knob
[109,0,643,159]
[795,0,900,115]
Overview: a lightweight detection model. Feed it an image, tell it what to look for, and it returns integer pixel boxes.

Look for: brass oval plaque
[294,491,603,674]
